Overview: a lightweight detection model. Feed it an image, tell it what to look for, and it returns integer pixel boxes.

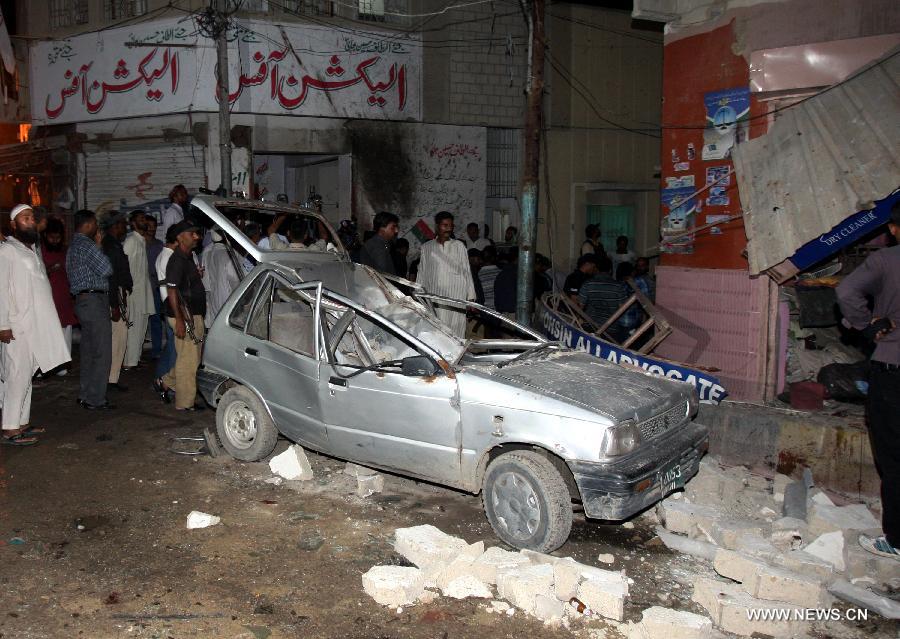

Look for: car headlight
[687,389,699,418]
[600,419,640,457]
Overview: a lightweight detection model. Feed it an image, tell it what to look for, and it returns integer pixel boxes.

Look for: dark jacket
[101,233,133,309]
[359,234,396,275]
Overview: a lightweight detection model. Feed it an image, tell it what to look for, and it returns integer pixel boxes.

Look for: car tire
[215,385,278,462]
[482,450,573,552]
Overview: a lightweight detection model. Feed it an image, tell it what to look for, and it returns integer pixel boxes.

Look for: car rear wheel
[482,450,573,552]
[216,385,278,461]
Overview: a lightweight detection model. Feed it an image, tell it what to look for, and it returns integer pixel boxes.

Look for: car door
[238,274,328,452]
[318,294,462,486]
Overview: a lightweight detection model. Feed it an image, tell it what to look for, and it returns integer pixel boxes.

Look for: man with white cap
[122,210,154,369]
[0,204,70,445]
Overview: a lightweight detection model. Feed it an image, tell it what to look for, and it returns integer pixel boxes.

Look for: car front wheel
[215,385,279,461]
[482,450,573,552]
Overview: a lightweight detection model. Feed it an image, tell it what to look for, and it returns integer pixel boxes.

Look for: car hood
[487,350,687,422]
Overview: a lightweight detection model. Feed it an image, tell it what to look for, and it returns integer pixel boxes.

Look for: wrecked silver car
[193,196,709,552]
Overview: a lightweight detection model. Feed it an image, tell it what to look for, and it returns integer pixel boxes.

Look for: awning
[732,47,900,277]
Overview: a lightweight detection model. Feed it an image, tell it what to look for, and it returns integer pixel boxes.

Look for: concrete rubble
[626,606,715,639]
[361,524,630,628]
[268,445,314,481]
[356,473,385,498]
[653,457,895,637]
[185,511,220,529]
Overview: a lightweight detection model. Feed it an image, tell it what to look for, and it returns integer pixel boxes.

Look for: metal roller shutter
[84,142,207,211]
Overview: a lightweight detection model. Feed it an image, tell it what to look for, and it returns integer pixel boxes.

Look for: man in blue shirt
[66,210,115,410]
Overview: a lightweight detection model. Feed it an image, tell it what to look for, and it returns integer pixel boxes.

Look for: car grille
[638,402,687,441]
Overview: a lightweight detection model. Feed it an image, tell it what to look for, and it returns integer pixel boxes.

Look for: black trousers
[868,362,900,546]
[74,293,112,407]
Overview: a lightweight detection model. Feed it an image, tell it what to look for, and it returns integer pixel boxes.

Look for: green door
[586,205,634,254]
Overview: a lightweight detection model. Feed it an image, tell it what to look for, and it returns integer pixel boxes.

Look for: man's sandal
[0,433,38,446]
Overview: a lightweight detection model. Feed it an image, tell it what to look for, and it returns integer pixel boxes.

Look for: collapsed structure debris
[185,511,220,529]
[655,457,899,634]
[362,524,630,628]
[268,445,314,481]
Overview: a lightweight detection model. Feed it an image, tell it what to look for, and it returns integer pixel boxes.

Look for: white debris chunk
[496,563,555,616]
[806,503,879,538]
[362,565,426,607]
[356,473,385,498]
[770,517,807,551]
[731,533,781,562]
[658,500,721,538]
[268,445,314,481]
[629,606,713,639]
[810,490,835,507]
[692,576,809,637]
[263,477,283,486]
[575,570,629,621]
[344,462,378,478]
[655,526,718,561]
[186,511,220,529]
[803,531,846,572]
[828,579,900,620]
[486,600,512,614]
[442,575,493,600]
[772,473,792,504]
[434,555,478,590]
[471,546,531,585]
[597,553,615,564]
[713,549,768,583]
[744,564,830,608]
[393,525,469,571]
[533,593,566,622]
[705,518,768,550]
[781,549,835,580]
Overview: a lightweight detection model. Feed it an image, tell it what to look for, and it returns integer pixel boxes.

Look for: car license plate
[658,462,683,496]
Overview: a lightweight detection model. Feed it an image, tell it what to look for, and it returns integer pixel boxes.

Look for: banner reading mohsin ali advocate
[535,302,728,404]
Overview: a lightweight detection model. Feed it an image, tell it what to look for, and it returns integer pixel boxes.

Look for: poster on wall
[660,186,698,254]
[702,87,750,160]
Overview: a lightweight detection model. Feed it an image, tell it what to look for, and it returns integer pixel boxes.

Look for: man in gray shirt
[359,211,399,275]
[837,200,900,560]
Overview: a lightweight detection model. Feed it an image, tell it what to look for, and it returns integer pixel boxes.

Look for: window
[358,0,409,25]
[230,274,266,331]
[487,128,521,199]
[324,304,418,368]
[282,0,333,17]
[232,0,269,12]
[50,0,88,28]
[247,278,317,356]
[104,0,147,20]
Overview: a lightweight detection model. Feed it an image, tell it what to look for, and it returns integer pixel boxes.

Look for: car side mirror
[401,355,438,377]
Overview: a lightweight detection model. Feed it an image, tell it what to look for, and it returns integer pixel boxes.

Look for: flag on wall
[409,218,435,243]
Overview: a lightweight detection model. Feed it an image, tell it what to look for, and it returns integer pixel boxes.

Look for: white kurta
[0,237,70,428]
[157,203,184,242]
[122,232,155,367]
[417,238,475,338]
[202,242,242,326]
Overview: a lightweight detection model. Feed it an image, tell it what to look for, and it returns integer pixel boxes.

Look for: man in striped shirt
[417,211,475,338]
[578,256,629,343]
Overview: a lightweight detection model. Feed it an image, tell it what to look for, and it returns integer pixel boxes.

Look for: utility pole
[215,0,232,196]
[516,0,545,326]
[200,1,233,196]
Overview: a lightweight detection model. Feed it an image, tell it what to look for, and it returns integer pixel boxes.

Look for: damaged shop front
[28,14,487,239]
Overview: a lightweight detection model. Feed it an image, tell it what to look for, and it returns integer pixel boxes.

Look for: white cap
[10,204,32,220]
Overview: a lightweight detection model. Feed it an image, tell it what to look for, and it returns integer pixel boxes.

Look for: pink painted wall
[653,266,773,401]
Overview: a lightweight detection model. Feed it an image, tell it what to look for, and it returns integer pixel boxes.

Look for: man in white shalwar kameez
[202,230,242,326]
[122,211,155,368]
[417,211,475,338]
[0,205,70,445]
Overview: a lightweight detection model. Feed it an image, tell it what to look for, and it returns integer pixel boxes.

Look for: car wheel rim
[491,471,541,541]
[223,400,257,449]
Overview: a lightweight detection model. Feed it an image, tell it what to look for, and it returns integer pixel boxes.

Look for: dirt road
[0,368,894,639]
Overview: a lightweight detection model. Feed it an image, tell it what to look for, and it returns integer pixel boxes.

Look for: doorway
[253,153,352,225]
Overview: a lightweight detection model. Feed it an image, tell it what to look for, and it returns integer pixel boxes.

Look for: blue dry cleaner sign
[789,191,899,272]
[536,303,728,403]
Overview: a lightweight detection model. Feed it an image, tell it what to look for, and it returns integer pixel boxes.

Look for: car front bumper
[567,421,709,520]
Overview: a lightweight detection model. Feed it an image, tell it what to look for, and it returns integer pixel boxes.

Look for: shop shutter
[84,142,206,211]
